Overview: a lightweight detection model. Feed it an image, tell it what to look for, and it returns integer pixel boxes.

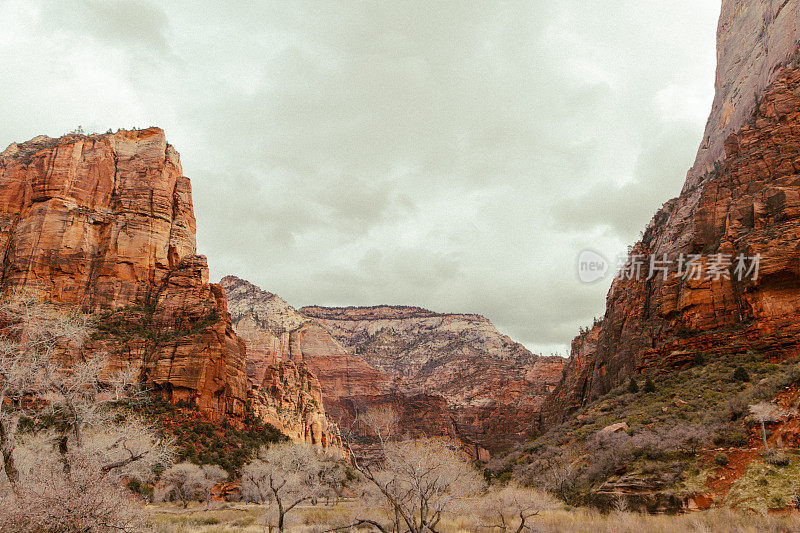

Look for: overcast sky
[1,1,721,355]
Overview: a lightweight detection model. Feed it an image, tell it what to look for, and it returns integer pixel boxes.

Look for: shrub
[714,453,729,466]
[713,430,748,447]
[628,378,639,393]
[733,366,750,382]
[643,377,656,393]
[764,451,791,467]
[126,478,155,502]
[724,396,749,421]
[495,470,513,484]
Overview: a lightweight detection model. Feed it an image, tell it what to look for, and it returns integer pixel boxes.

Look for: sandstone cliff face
[0,129,246,421]
[689,0,800,182]
[221,276,390,398]
[301,305,565,453]
[0,129,195,307]
[222,276,560,457]
[250,360,343,453]
[543,0,800,426]
[221,276,370,451]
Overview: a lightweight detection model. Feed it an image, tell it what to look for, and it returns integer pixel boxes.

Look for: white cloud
[655,83,715,125]
[0,0,721,354]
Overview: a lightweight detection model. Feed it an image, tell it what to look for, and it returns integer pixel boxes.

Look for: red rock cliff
[0,128,246,421]
[221,276,480,458]
[542,0,800,426]
[301,304,565,453]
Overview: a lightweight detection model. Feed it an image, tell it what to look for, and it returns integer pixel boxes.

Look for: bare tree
[318,457,348,506]
[0,386,172,531]
[337,405,485,533]
[0,297,86,483]
[749,402,793,450]
[0,298,174,531]
[199,464,228,509]
[158,462,205,508]
[0,448,140,532]
[474,484,558,533]
[241,442,333,532]
[665,423,711,455]
[348,438,484,533]
[360,405,398,442]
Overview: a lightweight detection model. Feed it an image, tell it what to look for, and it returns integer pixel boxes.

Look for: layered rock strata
[299,305,565,454]
[220,276,404,451]
[0,128,247,420]
[250,360,343,452]
[543,0,800,426]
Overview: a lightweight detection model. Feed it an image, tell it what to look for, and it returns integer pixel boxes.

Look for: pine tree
[643,377,656,393]
[628,378,639,393]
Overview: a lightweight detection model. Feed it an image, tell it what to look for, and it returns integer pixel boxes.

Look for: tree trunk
[0,420,19,485]
[57,434,71,473]
[514,512,526,533]
[761,421,769,450]
[277,499,285,532]
[1,448,17,485]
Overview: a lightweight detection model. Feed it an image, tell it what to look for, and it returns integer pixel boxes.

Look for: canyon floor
[147,502,799,532]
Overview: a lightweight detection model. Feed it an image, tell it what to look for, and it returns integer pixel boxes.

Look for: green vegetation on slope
[137,395,287,478]
[492,349,800,510]
[724,454,800,513]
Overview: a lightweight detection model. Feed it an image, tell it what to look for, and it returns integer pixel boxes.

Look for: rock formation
[0,128,345,456]
[300,304,565,454]
[218,276,347,450]
[250,360,343,452]
[221,276,390,397]
[0,128,246,421]
[223,276,564,456]
[221,276,440,455]
[543,0,800,426]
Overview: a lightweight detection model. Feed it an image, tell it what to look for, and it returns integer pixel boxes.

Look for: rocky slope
[0,128,246,421]
[542,0,800,426]
[249,360,342,451]
[217,275,358,450]
[301,305,565,453]
[221,276,390,397]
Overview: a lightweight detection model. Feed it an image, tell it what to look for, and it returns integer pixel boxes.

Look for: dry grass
[146,503,262,532]
[147,502,800,532]
[526,508,798,533]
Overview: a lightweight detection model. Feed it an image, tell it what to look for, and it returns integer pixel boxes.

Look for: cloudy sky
[1,1,721,355]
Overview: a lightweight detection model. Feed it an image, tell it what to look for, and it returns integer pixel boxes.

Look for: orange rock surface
[0,128,246,421]
[301,305,565,454]
[221,276,508,458]
[250,360,343,453]
[542,2,800,427]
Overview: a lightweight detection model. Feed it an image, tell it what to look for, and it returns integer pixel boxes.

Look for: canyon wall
[221,276,459,456]
[223,276,564,457]
[301,304,565,453]
[0,128,247,420]
[543,0,800,426]
[219,275,351,450]
[0,129,344,455]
